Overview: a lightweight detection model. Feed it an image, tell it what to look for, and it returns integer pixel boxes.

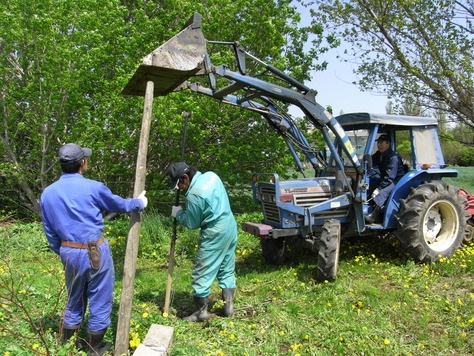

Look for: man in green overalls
[169,162,237,322]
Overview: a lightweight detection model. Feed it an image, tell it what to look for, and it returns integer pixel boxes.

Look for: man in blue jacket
[41,143,147,355]
[169,162,237,322]
[366,134,405,223]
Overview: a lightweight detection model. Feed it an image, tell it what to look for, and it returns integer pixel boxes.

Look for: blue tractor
[126,13,468,281]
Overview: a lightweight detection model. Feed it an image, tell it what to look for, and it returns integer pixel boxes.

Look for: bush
[441,140,463,165]
[458,147,474,166]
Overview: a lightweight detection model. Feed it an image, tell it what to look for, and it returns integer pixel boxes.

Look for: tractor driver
[365,134,405,224]
[169,162,237,322]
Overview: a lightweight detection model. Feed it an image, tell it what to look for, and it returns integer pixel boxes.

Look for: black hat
[376,134,391,142]
[58,143,92,164]
[168,162,189,189]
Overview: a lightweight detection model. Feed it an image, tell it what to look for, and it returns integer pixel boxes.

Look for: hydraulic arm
[122,12,362,179]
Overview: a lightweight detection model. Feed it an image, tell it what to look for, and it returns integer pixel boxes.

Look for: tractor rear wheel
[316,219,341,282]
[396,181,466,262]
[464,218,474,243]
[260,237,287,265]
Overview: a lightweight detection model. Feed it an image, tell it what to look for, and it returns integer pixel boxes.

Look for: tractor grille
[260,186,280,224]
[313,207,350,220]
[293,192,332,207]
[259,186,349,224]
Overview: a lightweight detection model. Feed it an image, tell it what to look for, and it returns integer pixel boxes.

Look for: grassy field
[443,166,474,194]
[1,169,473,355]
[1,216,473,356]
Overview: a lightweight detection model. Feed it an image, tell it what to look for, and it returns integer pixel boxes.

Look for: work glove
[137,190,148,208]
[171,205,182,218]
[371,188,380,199]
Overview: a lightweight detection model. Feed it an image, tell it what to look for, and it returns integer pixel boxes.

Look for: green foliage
[458,147,474,166]
[441,139,464,165]
[395,140,411,165]
[1,0,328,220]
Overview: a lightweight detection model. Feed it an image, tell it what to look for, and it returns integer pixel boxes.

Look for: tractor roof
[336,112,438,130]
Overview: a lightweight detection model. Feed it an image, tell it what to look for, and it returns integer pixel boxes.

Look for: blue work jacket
[40,173,143,254]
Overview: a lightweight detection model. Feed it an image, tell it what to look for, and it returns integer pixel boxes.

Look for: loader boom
[123,12,362,178]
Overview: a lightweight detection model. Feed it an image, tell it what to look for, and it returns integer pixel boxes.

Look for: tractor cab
[327,112,458,230]
[334,112,446,170]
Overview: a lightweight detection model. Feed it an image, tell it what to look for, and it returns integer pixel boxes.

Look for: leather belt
[61,236,105,249]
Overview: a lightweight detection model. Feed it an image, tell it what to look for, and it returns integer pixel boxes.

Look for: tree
[0,0,328,219]
[305,0,474,129]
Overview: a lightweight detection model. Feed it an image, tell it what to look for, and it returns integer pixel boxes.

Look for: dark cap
[168,162,189,189]
[58,143,92,164]
[376,134,391,142]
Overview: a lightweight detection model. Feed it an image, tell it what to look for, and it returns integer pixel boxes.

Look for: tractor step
[241,221,273,237]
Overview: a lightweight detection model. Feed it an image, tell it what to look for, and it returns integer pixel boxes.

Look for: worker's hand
[171,205,182,218]
[137,190,148,208]
[372,188,380,198]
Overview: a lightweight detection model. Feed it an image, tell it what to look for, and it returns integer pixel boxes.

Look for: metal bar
[164,112,190,314]
[234,298,272,311]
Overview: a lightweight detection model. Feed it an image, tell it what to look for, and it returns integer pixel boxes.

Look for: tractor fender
[383,169,459,229]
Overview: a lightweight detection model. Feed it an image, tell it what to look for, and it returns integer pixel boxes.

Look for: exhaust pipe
[122,12,206,97]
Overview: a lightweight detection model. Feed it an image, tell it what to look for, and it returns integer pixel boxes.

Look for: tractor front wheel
[316,219,341,282]
[396,181,466,262]
[260,237,287,265]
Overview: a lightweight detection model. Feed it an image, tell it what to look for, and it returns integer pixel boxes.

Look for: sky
[289,1,389,118]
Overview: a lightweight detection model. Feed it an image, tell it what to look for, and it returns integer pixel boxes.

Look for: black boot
[222,288,235,317]
[61,324,80,345]
[365,204,382,224]
[85,329,111,356]
[183,296,210,322]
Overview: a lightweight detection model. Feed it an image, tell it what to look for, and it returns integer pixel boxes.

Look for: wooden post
[114,80,154,356]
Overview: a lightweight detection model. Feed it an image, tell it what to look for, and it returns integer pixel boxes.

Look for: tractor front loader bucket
[122,12,206,97]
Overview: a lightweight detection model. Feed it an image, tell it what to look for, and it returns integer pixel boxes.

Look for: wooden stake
[114,80,154,356]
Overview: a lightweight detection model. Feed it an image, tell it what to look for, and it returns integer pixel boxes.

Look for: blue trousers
[60,241,114,331]
[368,177,394,208]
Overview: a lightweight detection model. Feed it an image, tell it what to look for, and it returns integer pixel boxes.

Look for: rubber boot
[222,288,235,317]
[365,204,382,224]
[85,329,112,356]
[183,296,210,322]
[61,324,80,345]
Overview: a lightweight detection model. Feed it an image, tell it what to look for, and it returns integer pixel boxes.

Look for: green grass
[1,212,473,356]
[1,168,473,355]
[444,166,474,194]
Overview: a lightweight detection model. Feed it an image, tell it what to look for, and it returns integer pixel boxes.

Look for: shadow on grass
[234,233,411,284]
